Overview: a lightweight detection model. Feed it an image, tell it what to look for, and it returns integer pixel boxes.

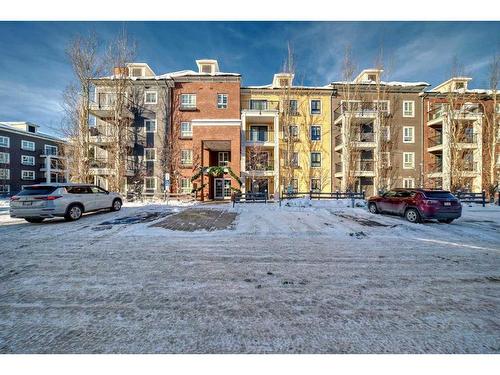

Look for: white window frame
[44,144,58,156]
[180,178,192,194]
[144,91,158,105]
[21,140,35,151]
[0,184,10,193]
[0,168,10,180]
[180,94,196,109]
[403,126,415,143]
[310,99,322,115]
[144,177,157,191]
[21,170,35,180]
[403,101,415,117]
[403,177,415,189]
[181,149,193,166]
[310,178,321,192]
[0,152,9,164]
[21,155,35,166]
[373,100,390,113]
[218,151,229,167]
[217,94,228,109]
[0,136,10,148]
[131,67,144,77]
[144,148,156,161]
[403,152,415,169]
[144,119,157,133]
[311,152,322,168]
[180,122,192,138]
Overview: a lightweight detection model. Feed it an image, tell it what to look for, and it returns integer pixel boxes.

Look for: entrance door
[251,178,268,195]
[214,178,231,200]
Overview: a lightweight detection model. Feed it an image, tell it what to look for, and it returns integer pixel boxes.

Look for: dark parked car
[367,189,462,223]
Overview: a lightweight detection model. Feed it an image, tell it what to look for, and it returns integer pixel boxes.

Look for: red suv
[367,189,462,223]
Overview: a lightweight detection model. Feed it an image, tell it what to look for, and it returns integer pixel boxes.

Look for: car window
[396,191,412,198]
[17,186,57,196]
[384,191,397,197]
[424,191,455,199]
[90,186,107,194]
[67,186,92,194]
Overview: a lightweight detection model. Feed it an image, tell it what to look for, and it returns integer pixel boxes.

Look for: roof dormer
[272,73,294,88]
[354,69,383,83]
[4,121,39,134]
[196,59,220,75]
[431,77,472,93]
[126,63,156,78]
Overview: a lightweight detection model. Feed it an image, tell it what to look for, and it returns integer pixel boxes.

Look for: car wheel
[65,204,83,221]
[368,202,379,214]
[405,208,421,223]
[111,199,122,212]
[25,217,44,223]
[438,218,454,224]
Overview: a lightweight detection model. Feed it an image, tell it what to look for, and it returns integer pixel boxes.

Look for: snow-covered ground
[0,199,499,353]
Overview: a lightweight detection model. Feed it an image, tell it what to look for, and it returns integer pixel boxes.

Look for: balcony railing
[335,134,343,146]
[242,100,280,111]
[247,160,275,171]
[356,160,374,172]
[335,162,342,173]
[428,133,443,147]
[428,104,484,122]
[246,130,275,142]
[458,133,477,143]
[462,161,478,172]
[428,163,443,173]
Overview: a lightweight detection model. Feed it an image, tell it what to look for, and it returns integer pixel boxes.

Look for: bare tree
[61,32,102,183]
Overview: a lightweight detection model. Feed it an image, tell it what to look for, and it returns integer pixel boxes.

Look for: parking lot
[0,200,499,353]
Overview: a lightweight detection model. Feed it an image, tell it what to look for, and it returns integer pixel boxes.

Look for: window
[0,168,10,180]
[288,100,298,115]
[311,152,321,168]
[180,94,196,109]
[0,185,9,193]
[311,125,321,141]
[250,100,268,110]
[0,136,9,148]
[455,82,465,90]
[180,178,192,194]
[311,179,321,192]
[291,152,299,167]
[21,140,35,151]
[144,148,156,161]
[181,149,193,165]
[403,126,414,143]
[403,101,415,117]
[144,91,157,104]
[374,100,389,113]
[21,170,35,180]
[249,125,268,142]
[310,99,321,115]
[218,152,229,167]
[44,145,58,156]
[403,152,415,169]
[0,152,9,164]
[279,78,290,87]
[28,125,36,133]
[131,67,144,77]
[144,119,157,133]
[288,125,299,139]
[217,94,228,109]
[201,64,212,74]
[21,155,35,166]
[381,126,390,141]
[403,178,415,188]
[180,122,192,138]
[368,74,377,81]
[144,177,156,191]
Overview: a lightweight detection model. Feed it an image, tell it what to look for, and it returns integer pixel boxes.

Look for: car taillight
[10,196,20,201]
[423,199,440,205]
[34,195,63,200]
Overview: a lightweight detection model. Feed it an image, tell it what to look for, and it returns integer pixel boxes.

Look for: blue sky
[0,21,499,135]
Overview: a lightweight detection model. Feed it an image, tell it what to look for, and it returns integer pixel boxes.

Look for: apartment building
[331,69,429,196]
[0,121,67,195]
[169,59,242,200]
[241,73,333,197]
[422,77,500,192]
[89,63,173,197]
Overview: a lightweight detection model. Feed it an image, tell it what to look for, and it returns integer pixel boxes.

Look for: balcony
[247,160,275,171]
[335,134,343,147]
[242,100,280,119]
[428,104,483,125]
[89,158,137,176]
[356,160,374,172]
[462,161,478,172]
[89,93,133,119]
[458,133,478,144]
[245,130,275,144]
[335,162,342,173]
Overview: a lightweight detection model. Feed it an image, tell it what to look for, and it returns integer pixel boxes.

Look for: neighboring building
[331,69,429,196]
[169,59,242,200]
[89,63,173,197]
[422,77,500,193]
[241,73,333,197]
[0,121,67,195]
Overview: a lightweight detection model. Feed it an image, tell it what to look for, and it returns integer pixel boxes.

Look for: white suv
[10,183,123,223]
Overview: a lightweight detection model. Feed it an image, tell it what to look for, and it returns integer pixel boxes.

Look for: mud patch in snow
[335,213,394,227]
[99,211,173,225]
[152,208,237,232]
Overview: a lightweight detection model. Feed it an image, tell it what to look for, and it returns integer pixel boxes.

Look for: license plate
[444,202,451,206]
[23,201,32,206]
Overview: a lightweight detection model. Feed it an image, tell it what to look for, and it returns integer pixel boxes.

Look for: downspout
[420,92,425,188]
